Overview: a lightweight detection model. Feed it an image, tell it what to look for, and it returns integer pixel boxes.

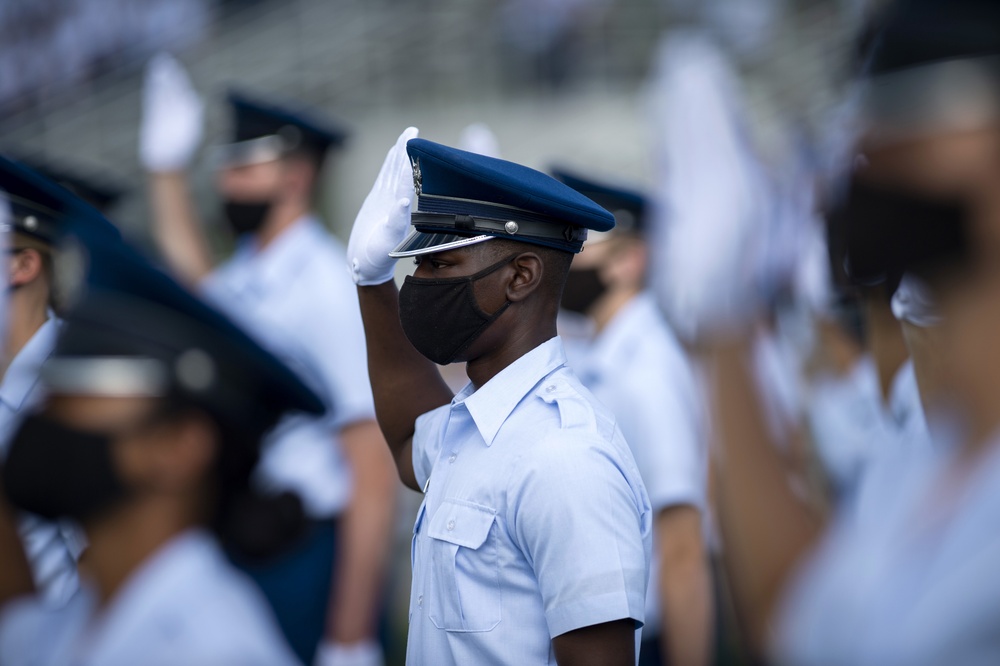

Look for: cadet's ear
[505,253,543,303]
[9,248,45,288]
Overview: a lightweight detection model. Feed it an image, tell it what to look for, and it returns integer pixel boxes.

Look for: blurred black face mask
[828,177,970,287]
[222,200,272,237]
[398,254,517,365]
[2,415,128,522]
[560,267,607,315]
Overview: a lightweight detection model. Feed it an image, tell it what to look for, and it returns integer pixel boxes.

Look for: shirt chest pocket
[425,498,501,632]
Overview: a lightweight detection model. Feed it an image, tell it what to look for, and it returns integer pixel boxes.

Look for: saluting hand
[347,126,420,286]
[139,53,204,173]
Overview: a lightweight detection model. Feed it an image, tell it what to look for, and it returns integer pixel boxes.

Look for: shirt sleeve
[507,431,650,638]
[617,347,707,514]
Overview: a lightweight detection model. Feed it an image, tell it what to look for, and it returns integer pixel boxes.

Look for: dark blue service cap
[48,218,325,437]
[218,90,349,166]
[390,138,615,257]
[859,0,1000,132]
[866,0,1000,76]
[550,167,647,234]
[0,155,122,246]
[12,156,125,214]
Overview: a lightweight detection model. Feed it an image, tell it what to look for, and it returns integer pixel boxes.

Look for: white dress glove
[313,640,384,666]
[347,126,420,286]
[140,53,204,172]
[646,32,772,340]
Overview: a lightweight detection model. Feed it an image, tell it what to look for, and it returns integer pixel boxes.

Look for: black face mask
[560,267,607,315]
[222,200,273,237]
[398,254,517,365]
[2,415,129,522]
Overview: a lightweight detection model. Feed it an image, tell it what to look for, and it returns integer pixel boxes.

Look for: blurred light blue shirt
[775,430,1000,666]
[0,317,83,607]
[0,530,299,665]
[568,293,707,638]
[202,215,375,518]
[409,337,651,665]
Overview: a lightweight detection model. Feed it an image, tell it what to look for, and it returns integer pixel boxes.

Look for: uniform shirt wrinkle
[0,530,300,666]
[408,337,651,666]
[202,215,375,517]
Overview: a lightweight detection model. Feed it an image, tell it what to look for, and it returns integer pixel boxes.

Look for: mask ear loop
[442,253,522,364]
[466,252,523,319]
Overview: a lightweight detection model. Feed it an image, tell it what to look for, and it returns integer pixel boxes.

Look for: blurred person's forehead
[44,394,162,429]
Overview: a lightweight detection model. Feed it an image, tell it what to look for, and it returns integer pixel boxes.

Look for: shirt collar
[0,317,60,411]
[457,336,567,447]
[229,214,321,294]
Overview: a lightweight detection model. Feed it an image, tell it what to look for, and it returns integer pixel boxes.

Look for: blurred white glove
[140,53,204,172]
[347,126,420,286]
[458,122,501,158]
[313,640,384,666]
[647,32,773,340]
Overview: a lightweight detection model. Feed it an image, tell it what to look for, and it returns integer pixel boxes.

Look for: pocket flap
[426,499,496,549]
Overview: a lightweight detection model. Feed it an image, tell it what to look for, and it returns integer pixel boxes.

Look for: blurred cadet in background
[0,158,124,606]
[140,54,395,666]
[650,0,1000,663]
[347,130,650,665]
[804,227,930,507]
[0,211,323,664]
[553,168,711,666]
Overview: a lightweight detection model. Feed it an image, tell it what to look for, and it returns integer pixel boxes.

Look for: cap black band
[411,212,587,246]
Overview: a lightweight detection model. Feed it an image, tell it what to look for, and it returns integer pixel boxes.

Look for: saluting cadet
[347,128,651,666]
[0,158,122,606]
[553,168,712,666]
[0,193,318,665]
[140,55,394,666]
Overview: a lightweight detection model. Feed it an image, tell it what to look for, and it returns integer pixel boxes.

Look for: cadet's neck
[255,197,311,250]
[466,321,558,390]
[864,298,908,404]
[81,498,199,607]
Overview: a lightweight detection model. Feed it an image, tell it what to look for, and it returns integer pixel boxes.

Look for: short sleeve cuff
[546,590,645,639]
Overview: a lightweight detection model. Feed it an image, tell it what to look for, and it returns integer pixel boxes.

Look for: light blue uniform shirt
[0,317,84,607]
[568,293,707,638]
[0,530,299,665]
[202,215,375,518]
[409,337,652,666]
[774,431,1000,666]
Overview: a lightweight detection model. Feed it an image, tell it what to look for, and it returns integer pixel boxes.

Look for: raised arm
[140,53,214,285]
[347,128,452,491]
[704,339,823,653]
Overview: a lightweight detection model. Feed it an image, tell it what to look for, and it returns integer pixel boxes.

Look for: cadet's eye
[429,259,447,269]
